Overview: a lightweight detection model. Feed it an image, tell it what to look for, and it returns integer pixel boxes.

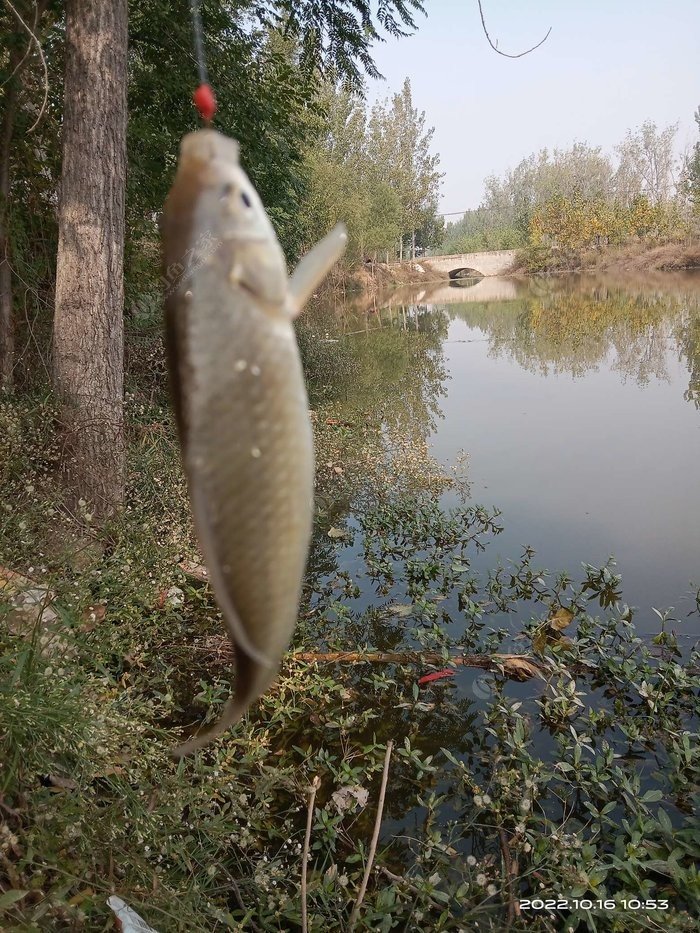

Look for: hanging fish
[162,129,346,757]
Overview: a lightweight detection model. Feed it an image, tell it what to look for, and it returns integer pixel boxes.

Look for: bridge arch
[448,267,483,280]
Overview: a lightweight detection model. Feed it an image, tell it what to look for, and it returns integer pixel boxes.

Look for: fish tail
[170,694,245,758]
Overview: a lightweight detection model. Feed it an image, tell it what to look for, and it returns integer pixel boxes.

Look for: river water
[311,272,700,638]
[293,272,700,871]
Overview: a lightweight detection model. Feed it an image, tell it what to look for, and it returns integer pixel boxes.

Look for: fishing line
[189,0,217,122]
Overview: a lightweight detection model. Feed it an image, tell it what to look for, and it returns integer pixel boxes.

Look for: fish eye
[241,191,252,208]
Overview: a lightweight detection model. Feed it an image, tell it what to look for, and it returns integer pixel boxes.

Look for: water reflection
[308,271,700,630]
[450,284,681,386]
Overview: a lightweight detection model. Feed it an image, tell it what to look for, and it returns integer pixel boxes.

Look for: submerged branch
[293,650,547,680]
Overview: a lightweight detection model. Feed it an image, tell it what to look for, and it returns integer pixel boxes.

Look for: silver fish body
[162,130,346,756]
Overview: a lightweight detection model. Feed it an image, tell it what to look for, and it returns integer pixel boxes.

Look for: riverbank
[512,239,700,275]
[333,258,449,293]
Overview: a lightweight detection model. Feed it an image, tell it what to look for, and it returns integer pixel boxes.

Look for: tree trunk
[411,228,416,259]
[53,0,128,515]
[0,48,22,391]
[399,235,403,262]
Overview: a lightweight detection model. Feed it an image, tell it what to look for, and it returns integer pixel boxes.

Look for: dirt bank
[335,259,450,292]
[511,239,700,275]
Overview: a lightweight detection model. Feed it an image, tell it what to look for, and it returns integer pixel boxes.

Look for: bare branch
[301,775,321,933]
[349,739,394,930]
[477,0,551,59]
[3,0,50,132]
[499,827,520,927]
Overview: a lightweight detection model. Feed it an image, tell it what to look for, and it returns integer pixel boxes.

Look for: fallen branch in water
[193,635,700,682]
[293,651,547,681]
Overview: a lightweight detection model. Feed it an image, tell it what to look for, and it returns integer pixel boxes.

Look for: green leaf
[0,890,29,910]
[657,809,673,833]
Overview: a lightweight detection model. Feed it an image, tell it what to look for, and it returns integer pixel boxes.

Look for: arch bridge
[420,249,518,278]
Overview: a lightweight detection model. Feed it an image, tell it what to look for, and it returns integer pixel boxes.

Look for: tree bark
[53,0,128,515]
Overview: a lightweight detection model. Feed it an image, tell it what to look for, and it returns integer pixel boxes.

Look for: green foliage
[127,4,320,270]
[265,0,426,88]
[300,79,443,263]
[2,1,434,389]
[440,208,525,254]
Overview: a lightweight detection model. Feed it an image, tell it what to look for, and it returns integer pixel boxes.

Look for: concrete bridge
[420,249,518,278]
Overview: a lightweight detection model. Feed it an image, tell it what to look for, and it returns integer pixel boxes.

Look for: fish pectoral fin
[288,223,348,318]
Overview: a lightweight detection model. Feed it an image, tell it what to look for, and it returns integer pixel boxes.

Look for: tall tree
[614,120,679,205]
[368,78,442,259]
[299,84,402,262]
[53,0,128,513]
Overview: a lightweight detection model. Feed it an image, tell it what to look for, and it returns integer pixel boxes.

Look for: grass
[1,370,699,930]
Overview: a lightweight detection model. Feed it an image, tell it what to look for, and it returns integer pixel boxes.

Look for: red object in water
[193,83,217,121]
[417,668,455,685]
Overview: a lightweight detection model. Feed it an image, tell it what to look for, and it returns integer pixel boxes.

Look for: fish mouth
[181,129,240,169]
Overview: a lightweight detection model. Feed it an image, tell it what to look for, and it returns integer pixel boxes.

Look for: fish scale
[162,129,346,756]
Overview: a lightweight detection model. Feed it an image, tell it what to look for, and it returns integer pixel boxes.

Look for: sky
[366,0,700,217]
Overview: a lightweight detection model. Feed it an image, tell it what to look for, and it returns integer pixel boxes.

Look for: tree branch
[301,775,320,933]
[349,739,394,930]
[3,0,50,131]
[477,0,551,59]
